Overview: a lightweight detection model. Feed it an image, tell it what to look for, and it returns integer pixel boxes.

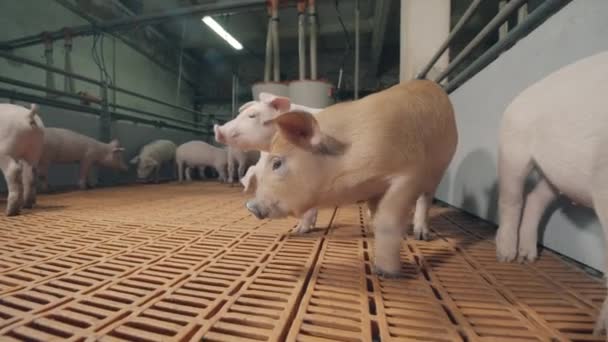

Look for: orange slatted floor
[0,182,605,341]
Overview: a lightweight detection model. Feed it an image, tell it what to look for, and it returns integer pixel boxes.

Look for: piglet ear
[240,166,257,194]
[270,110,347,155]
[109,139,120,148]
[270,110,322,151]
[259,92,291,113]
[129,156,140,165]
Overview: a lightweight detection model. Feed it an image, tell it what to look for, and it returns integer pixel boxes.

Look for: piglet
[494,50,608,334]
[38,128,128,190]
[227,147,260,183]
[214,92,321,234]
[214,92,322,151]
[176,141,228,182]
[0,103,44,216]
[130,140,177,182]
[244,80,458,276]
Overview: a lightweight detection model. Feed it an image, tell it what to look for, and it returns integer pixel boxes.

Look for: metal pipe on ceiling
[417,0,482,80]
[0,0,266,50]
[434,0,527,83]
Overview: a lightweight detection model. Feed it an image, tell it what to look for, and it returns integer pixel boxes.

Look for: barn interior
[0,0,607,341]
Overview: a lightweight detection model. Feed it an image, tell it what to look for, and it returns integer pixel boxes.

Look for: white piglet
[495,51,608,334]
[131,140,177,182]
[214,92,322,234]
[0,103,44,216]
[227,147,260,183]
[38,128,127,190]
[176,141,228,182]
[214,92,322,151]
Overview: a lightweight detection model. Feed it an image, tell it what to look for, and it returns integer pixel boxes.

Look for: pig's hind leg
[373,175,420,277]
[517,176,557,262]
[413,193,432,241]
[22,162,37,209]
[1,156,24,216]
[496,136,533,262]
[591,165,608,335]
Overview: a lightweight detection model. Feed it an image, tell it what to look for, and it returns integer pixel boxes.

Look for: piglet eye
[272,158,282,171]
[248,112,257,119]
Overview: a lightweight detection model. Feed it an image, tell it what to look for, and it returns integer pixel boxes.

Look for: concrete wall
[0,0,196,121]
[0,1,206,190]
[441,0,608,271]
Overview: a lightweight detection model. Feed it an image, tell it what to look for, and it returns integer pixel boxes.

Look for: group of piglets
[125,131,260,185]
[0,105,129,216]
[0,104,257,216]
[214,80,458,276]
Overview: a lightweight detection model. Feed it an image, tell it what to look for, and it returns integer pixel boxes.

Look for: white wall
[441,0,608,271]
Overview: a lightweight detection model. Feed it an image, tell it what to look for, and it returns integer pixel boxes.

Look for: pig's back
[177,141,225,165]
[141,140,176,162]
[319,80,457,174]
[42,128,95,163]
[0,104,44,159]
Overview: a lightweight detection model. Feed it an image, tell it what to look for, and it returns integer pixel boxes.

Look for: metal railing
[418,0,571,93]
[0,50,209,137]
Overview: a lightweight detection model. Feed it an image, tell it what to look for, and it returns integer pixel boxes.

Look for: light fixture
[202,16,243,50]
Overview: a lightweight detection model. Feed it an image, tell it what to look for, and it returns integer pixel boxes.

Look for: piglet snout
[246,200,267,219]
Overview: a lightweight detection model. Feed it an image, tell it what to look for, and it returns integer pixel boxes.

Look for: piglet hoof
[517,246,538,263]
[6,203,21,217]
[413,227,430,241]
[293,222,313,234]
[373,266,404,279]
[22,200,34,209]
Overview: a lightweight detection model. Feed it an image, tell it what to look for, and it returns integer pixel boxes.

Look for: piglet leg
[294,208,318,234]
[22,163,37,208]
[1,156,23,216]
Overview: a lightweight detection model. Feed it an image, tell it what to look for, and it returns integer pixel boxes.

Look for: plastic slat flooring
[0,182,605,341]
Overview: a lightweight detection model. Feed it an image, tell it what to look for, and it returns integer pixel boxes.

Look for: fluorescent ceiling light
[202,16,243,50]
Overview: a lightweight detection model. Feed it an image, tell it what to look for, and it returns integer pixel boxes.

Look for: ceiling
[69,0,514,100]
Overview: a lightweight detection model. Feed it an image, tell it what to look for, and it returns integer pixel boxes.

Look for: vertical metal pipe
[99,80,111,143]
[63,45,74,93]
[231,74,237,114]
[417,0,482,79]
[354,0,360,100]
[518,3,529,24]
[298,7,307,80]
[264,16,273,82]
[112,35,117,105]
[234,75,239,117]
[176,21,186,105]
[271,0,280,82]
[44,35,55,98]
[499,0,508,40]
[309,0,317,80]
